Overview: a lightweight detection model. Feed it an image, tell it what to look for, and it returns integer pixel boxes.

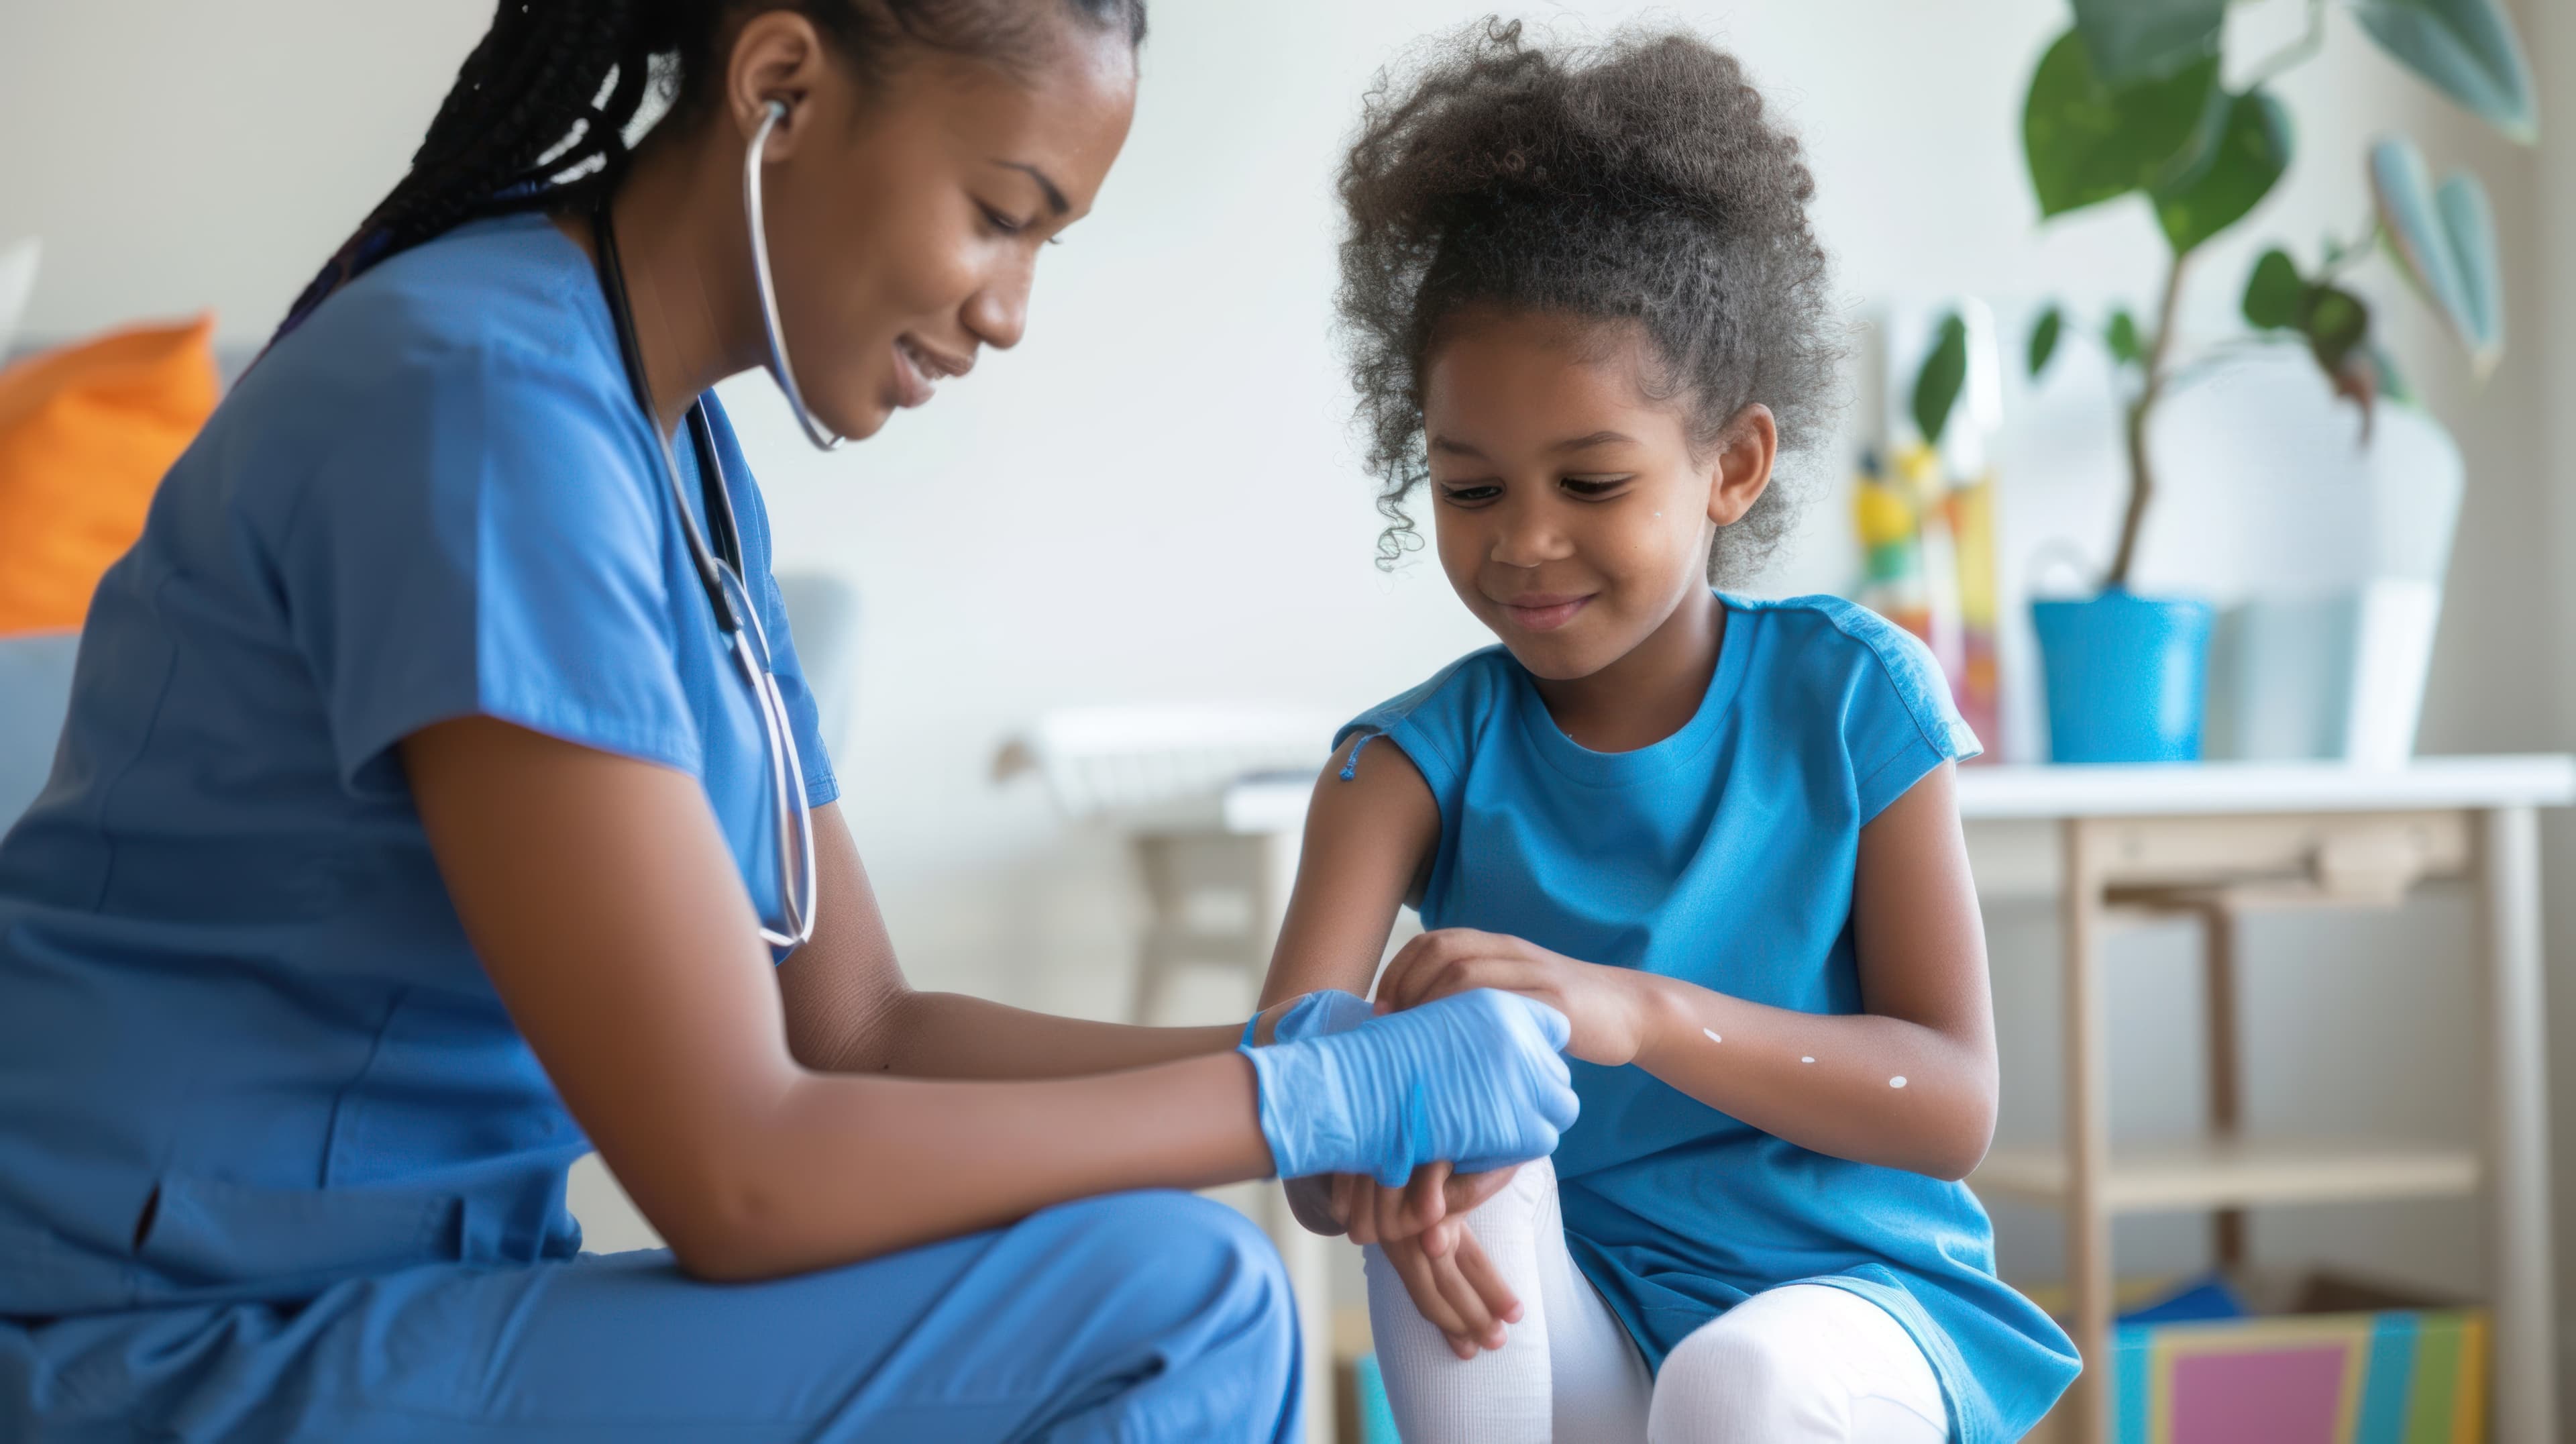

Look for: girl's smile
[1421,305,1776,748]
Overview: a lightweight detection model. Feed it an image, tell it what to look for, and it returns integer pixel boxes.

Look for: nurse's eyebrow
[994,160,1070,217]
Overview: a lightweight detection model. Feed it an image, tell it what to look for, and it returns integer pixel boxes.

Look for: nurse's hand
[1377,928,1654,1067]
[1241,988,1577,1186]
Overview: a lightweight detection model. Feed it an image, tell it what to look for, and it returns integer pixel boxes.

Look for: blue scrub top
[1339,596,2078,1444]
[0,212,837,1319]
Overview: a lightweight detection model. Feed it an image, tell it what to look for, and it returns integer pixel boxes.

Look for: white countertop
[1203,755,2576,834]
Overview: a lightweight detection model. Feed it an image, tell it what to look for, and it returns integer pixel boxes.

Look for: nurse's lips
[1497,592,1593,632]
[891,336,973,409]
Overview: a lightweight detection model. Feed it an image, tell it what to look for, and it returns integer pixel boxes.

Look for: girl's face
[1421,308,1774,680]
[760,19,1137,440]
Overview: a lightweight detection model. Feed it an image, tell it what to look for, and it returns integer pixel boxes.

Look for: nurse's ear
[718,8,843,160]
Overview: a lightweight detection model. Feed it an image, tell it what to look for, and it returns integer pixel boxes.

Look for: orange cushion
[0,316,218,633]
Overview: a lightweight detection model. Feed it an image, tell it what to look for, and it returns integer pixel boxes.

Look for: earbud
[763,99,788,124]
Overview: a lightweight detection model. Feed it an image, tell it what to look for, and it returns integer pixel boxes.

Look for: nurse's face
[755,19,1138,440]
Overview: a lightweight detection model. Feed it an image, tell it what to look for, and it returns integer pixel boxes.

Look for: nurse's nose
[965,258,1032,352]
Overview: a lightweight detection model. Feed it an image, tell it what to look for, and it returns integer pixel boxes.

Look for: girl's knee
[1647,1314,1834,1444]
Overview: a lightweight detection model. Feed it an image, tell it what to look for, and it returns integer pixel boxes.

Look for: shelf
[1973,1138,2481,1213]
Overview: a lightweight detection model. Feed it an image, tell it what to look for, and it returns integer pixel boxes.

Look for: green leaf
[2072,0,2226,85]
[2023,30,2226,219]
[1912,313,1969,447]
[2371,344,2414,405]
[2301,284,2372,373]
[2349,0,2538,144]
[2152,90,2293,256]
[2028,305,2065,378]
[2106,309,2144,366]
[2242,248,2306,329]
[2371,136,2506,373]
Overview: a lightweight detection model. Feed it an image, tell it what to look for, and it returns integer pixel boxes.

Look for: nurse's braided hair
[1337,20,1841,583]
[270,0,1146,344]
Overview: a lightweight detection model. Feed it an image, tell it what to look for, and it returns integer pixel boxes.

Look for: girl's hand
[1344,1162,1525,1358]
[1377,928,1653,1066]
[1378,1221,1521,1359]
[1336,1159,1520,1244]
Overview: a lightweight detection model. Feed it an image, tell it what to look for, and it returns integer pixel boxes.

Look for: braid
[270,0,656,344]
[268,0,1148,346]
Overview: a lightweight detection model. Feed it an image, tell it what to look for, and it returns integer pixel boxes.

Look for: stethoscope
[589,100,828,950]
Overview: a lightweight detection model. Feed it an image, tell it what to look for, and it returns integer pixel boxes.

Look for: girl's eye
[1561,476,1633,499]
[979,204,1034,236]
[1438,482,1503,506]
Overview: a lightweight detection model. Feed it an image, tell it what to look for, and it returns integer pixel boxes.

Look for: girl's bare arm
[1257,739,1443,1011]
[1379,764,1998,1180]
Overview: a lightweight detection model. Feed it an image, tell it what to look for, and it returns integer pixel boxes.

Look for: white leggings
[1363,1158,1950,1443]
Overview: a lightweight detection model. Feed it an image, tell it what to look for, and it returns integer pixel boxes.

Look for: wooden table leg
[2198,903,2247,1271]
[2061,819,2114,1443]
[2477,806,2558,1444]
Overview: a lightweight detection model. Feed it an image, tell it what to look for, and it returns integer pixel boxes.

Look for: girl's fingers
[1377,929,1490,1012]
[1450,1231,1524,1327]
[1386,1237,1475,1347]
[1370,1165,1411,1247]
[1403,1160,1452,1235]
[1346,1178,1381,1246]
[1424,1237,1504,1351]
[1420,1216,1460,1260]
[1445,1163,1519,1217]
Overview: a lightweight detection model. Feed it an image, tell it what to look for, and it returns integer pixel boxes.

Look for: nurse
[0,1,1580,1439]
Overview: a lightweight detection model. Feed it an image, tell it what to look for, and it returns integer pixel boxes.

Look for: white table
[1179,758,2570,1444]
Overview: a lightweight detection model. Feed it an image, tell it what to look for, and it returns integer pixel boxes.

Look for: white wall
[7,0,2565,1343]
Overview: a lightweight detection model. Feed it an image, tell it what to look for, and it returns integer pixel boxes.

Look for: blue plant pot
[2031,590,2214,764]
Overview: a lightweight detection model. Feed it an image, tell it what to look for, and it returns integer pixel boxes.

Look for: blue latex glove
[1241,988,1578,1186]
[1240,988,1377,1049]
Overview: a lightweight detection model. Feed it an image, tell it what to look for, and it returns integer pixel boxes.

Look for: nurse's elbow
[632,1144,806,1282]
[657,1180,802,1282]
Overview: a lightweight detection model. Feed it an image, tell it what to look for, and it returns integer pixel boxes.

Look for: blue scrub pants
[2,1190,1301,1443]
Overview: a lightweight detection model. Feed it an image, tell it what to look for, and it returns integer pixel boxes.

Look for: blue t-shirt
[0,213,836,1316]
[1341,595,2076,1444]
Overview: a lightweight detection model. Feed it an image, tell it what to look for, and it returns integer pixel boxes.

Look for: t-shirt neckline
[1509,592,1751,787]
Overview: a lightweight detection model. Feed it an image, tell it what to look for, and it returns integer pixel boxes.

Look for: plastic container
[2031,590,2215,763]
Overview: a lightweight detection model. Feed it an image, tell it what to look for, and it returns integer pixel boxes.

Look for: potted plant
[2016,0,2528,762]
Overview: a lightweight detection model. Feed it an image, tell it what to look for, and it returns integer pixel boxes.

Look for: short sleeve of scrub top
[283,342,684,790]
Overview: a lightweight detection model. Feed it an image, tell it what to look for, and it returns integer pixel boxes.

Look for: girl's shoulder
[1334,646,1518,793]
[1727,594,1982,815]
[1729,595,1953,713]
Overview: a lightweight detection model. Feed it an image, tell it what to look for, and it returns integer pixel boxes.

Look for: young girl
[1252,22,2078,1444]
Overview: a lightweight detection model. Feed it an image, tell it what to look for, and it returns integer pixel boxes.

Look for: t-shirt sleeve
[1831,605,1983,824]
[278,341,698,796]
[1331,652,1500,823]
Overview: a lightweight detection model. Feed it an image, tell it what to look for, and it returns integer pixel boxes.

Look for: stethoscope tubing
[745,101,843,452]
[586,101,823,950]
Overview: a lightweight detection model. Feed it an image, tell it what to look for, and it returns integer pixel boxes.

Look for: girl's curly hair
[1337,19,1841,580]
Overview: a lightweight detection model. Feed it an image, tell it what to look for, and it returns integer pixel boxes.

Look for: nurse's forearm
[674,1051,1274,1281]
[837,990,1240,1078]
